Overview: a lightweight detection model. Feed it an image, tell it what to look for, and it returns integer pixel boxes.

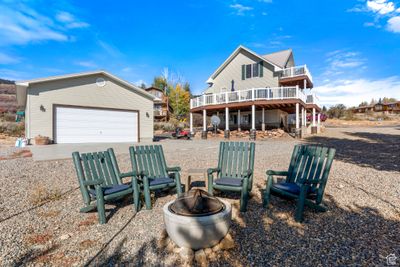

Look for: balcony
[306,93,320,107]
[190,86,309,109]
[154,110,167,116]
[279,65,313,89]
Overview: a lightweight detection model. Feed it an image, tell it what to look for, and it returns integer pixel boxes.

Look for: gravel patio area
[0,126,399,266]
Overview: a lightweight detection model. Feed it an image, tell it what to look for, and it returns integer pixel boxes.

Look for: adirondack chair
[207,141,255,212]
[263,145,336,222]
[72,148,139,224]
[129,145,183,210]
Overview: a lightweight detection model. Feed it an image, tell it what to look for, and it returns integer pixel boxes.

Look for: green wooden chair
[263,145,336,222]
[72,148,140,224]
[129,145,183,210]
[207,141,255,212]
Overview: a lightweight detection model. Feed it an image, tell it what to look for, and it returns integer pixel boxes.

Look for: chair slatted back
[218,142,255,179]
[72,150,121,205]
[129,145,168,179]
[287,145,336,203]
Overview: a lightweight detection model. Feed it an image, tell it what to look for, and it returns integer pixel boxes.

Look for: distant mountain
[0,78,15,85]
[0,79,17,113]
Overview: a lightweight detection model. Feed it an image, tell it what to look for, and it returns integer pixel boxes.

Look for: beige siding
[26,73,153,141]
[286,54,295,68]
[207,50,279,94]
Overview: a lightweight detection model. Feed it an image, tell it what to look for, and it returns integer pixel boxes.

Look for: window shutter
[259,61,263,77]
[241,65,245,80]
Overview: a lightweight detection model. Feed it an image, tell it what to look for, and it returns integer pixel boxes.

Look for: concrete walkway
[30,142,153,161]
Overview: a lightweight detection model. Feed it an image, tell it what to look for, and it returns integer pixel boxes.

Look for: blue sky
[1,0,400,106]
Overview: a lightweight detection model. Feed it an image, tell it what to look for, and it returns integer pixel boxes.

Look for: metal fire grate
[169,189,224,217]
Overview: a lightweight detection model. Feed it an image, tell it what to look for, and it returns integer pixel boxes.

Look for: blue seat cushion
[149,177,175,186]
[89,184,131,196]
[272,182,316,195]
[214,177,243,187]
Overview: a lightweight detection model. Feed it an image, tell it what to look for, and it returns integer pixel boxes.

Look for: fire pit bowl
[163,189,232,250]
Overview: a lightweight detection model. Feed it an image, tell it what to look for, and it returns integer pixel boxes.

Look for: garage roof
[16,70,155,100]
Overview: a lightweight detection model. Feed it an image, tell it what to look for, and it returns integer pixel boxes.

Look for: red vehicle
[307,113,327,122]
[171,128,191,139]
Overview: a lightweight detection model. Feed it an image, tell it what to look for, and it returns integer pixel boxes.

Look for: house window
[229,114,237,124]
[246,64,252,79]
[253,63,259,77]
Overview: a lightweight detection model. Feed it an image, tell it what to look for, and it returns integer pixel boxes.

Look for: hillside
[0,79,17,114]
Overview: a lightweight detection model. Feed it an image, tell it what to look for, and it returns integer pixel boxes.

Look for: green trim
[241,64,245,80]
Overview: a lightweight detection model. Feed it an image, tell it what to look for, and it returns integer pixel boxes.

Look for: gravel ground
[0,126,399,266]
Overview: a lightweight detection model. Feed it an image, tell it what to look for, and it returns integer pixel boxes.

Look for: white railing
[190,86,308,108]
[280,65,313,82]
[306,92,320,107]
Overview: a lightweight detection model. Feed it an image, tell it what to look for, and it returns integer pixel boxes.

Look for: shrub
[154,122,175,132]
[29,185,62,205]
[0,122,25,136]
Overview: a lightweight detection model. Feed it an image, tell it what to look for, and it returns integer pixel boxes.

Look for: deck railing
[191,86,309,109]
[280,65,313,82]
[306,93,320,107]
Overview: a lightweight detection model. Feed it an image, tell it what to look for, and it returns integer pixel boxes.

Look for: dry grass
[25,232,53,245]
[79,239,97,250]
[0,149,32,161]
[37,210,61,218]
[29,185,62,206]
[77,214,98,228]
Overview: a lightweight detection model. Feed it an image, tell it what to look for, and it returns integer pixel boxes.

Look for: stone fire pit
[163,189,232,250]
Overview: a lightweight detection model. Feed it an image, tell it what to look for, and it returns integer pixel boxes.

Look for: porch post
[301,107,305,127]
[201,109,207,139]
[317,113,321,133]
[250,104,256,140]
[224,107,230,139]
[261,107,265,131]
[303,79,307,89]
[312,108,316,126]
[295,103,300,138]
[304,109,307,126]
[238,109,241,131]
[189,112,193,135]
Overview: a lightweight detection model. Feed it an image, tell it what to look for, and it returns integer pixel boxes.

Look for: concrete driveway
[29,142,153,161]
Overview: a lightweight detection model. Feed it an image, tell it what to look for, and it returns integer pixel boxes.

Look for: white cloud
[0,4,68,46]
[0,52,20,64]
[97,40,123,57]
[315,77,400,107]
[387,16,400,32]
[367,0,395,15]
[323,50,366,77]
[75,61,97,68]
[230,4,253,15]
[261,12,267,16]
[56,11,89,29]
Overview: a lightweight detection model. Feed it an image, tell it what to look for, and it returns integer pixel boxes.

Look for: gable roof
[206,45,282,84]
[16,70,155,100]
[262,49,293,69]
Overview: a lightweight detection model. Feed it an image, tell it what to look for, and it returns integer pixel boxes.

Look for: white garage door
[55,106,138,143]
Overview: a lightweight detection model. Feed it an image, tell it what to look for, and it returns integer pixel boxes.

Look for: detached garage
[16,71,154,144]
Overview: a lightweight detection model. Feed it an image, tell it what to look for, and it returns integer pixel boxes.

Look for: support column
[301,107,305,127]
[304,79,307,89]
[224,107,230,139]
[201,109,207,139]
[317,113,321,134]
[250,104,256,140]
[311,107,317,134]
[312,108,316,126]
[238,110,241,131]
[295,103,300,138]
[261,107,265,131]
[189,112,193,136]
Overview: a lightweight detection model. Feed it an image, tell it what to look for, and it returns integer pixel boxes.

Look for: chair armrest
[241,169,253,178]
[266,170,288,176]
[166,166,181,172]
[82,179,104,186]
[207,167,220,175]
[119,171,137,178]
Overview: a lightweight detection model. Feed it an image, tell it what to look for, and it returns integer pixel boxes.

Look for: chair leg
[143,178,152,210]
[207,174,214,195]
[240,179,249,212]
[133,179,140,212]
[95,187,106,224]
[295,186,307,222]
[80,205,96,213]
[174,172,183,196]
[262,175,273,208]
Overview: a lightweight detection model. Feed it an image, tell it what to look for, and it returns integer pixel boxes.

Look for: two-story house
[189,45,321,139]
[145,87,172,121]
